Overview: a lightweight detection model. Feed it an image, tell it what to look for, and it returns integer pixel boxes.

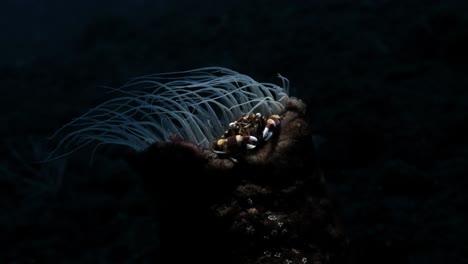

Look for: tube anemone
[47,67,290,160]
[44,67,348,263]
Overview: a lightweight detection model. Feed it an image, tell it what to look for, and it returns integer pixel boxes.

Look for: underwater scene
[1,0,467,263]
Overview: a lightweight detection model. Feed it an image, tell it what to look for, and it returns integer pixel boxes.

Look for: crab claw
[244,135,258,150]
[263,127,273,141]
[263,115,281,141]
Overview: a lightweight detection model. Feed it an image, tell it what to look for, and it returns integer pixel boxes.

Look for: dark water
[1,0,467,263]
[0,0,170,65]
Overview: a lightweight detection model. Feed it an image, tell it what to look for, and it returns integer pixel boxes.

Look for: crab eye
[255,112,262,118]
[229,122,237,128]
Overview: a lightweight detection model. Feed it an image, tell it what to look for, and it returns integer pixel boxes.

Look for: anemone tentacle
[47,67,290,160]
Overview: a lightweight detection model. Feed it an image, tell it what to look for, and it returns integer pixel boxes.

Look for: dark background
[1,0,467,263]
